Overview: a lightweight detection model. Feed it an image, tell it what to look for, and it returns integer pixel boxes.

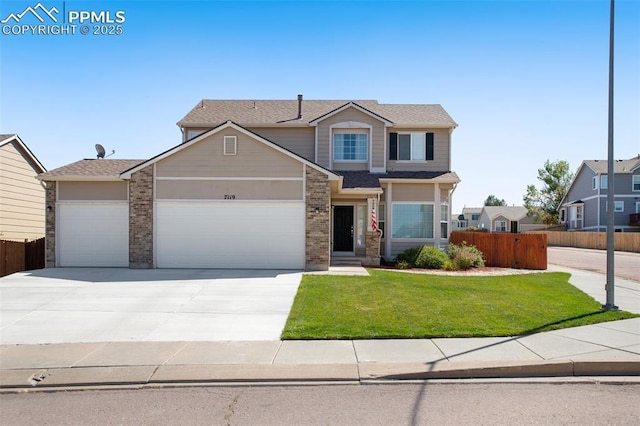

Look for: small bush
[447,242,485,270]
[443,259,457,271]
[414,246,449,269]
[395,246,422,268]
[396,260,412,269]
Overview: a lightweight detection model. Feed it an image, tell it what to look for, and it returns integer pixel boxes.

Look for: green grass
[281,270,638,339]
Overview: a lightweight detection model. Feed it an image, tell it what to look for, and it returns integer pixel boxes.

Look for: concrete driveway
[0,268,303,345]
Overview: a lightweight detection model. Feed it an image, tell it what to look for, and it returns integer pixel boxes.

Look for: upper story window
[390,132,434,161]
[600,175,608,189]
[633,175,640,192]
[333,133,368,161]
[186,129,206,140]
[471,213,480,221]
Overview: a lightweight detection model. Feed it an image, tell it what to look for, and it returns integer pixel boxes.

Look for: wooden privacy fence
[529,231,640,253]
[0,238,45,277]
[450,232,547,270]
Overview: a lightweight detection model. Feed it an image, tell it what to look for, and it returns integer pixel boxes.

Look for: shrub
[447,242,485,270]
[442,259,457,271]
[414,245,449,269]
[395,246,422,268]
[396,260,412,269]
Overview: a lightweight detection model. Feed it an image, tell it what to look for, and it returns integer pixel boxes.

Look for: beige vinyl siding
[58,181,128,200]
[316,107,386,170]
[156,179,303,200]
[387,128,450,172]
[391,183,435,202]
[157,129,303,178]
[0,142,45,240]
[248,127,315,161]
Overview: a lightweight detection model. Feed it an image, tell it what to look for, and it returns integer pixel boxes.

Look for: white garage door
[156,202,305,269]
[58,203,129,267]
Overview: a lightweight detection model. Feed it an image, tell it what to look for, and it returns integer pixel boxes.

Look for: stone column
[305,166,330,271]
[363,231,381,266]
[129,165,154,268]
[44,181,56,268]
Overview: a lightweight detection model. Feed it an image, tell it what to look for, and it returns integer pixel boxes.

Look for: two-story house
[37,97,460,270]
[452,207,482,230]
[560,156,640,232]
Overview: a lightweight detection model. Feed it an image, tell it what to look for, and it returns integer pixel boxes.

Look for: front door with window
[333,206,354,252]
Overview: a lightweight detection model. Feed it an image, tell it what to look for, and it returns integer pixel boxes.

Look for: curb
[2,360,639,390]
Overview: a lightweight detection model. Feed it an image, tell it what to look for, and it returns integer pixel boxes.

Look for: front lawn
[281,270,637,339]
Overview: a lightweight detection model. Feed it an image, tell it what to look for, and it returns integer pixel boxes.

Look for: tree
[484,194,506,206]
[523,159,574,225]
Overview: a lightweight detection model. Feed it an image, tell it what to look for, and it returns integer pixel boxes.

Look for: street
[547,247,639,282]
[1,383,638,425]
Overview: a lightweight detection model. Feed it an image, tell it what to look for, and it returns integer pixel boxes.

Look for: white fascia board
[37,176,124,182]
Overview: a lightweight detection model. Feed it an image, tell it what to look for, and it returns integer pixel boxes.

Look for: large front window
[333,133,367,161]
[392,204,434,238]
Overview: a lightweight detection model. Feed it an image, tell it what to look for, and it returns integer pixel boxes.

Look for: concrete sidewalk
[1,264,639,390]
[1,317,638,389]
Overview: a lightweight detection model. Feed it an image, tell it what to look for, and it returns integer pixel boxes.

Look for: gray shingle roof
[38,159,144,180]
[178,99,457,128]
[584,157,640,174]
[338,171,460,189]
[0,134,17,143]
[482,206,529,221]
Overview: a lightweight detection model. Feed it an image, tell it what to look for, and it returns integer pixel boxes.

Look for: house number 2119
[224,195,236,200]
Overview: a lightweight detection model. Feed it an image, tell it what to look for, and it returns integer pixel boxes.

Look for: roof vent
[297,94,303,119]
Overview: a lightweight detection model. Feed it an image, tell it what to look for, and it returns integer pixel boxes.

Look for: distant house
[559,156,640,232]
[477,206,544,233]
[452,207,482,230]
[0,134,47,240]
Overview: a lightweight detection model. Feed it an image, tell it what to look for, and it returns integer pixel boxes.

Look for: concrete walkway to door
[0,268,303,345]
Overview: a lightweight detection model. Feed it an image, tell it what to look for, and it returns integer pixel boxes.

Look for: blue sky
[1,0,638,213]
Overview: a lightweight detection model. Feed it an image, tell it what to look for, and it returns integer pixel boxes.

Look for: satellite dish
[95,144,106,159]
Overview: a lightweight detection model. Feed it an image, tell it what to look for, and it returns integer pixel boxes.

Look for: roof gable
[481,206,528,221]
[0,134,46,173]
[308,102,393,126]
[120,121,339,180]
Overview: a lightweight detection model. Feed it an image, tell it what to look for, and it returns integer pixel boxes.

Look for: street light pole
[603,0,618,311]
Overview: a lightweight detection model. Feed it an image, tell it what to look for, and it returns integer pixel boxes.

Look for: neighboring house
[452,207,482,230]
[477,206,543,233]
[559,156,640,232]
[0,134,47,241]
[37,96,460,270]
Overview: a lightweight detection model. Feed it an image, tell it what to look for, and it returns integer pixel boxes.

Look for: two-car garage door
[155,202,305,269]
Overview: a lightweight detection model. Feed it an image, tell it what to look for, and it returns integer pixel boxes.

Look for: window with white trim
[495,220,507,232]
[614,201,624,212]
[378,204,385,237]
[633,175,640,192]
[471,213,480,221]
[333,133,368,161]
[592,176,598,190]
[223,136,237,155]
[187,129,206,140]
[440,204,448,237]
[389,132,434,161]
[457,220,468,228]
[392,204,434,239]
[601,175,608,189]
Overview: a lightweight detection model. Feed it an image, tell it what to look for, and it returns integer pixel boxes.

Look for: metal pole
[604,0,617,311]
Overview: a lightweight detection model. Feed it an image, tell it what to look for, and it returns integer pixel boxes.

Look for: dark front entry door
[333,206,354,252]
[510,221,519,233]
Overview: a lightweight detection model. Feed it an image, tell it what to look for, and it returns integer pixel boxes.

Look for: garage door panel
[156,203,304,269]
[58,203,129,267]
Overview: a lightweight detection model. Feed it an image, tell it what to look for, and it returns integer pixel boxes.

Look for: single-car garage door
[156,202,305,269]
[58,203,129,267]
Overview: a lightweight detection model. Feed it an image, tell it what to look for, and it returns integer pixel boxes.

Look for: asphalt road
[1,383,638,425]
[547,246,639,282]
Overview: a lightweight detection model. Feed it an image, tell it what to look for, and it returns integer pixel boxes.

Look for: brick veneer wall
[363,231,381,266]
[44,182,56,267]
[129,165,154,268]
[305,166,330,271]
